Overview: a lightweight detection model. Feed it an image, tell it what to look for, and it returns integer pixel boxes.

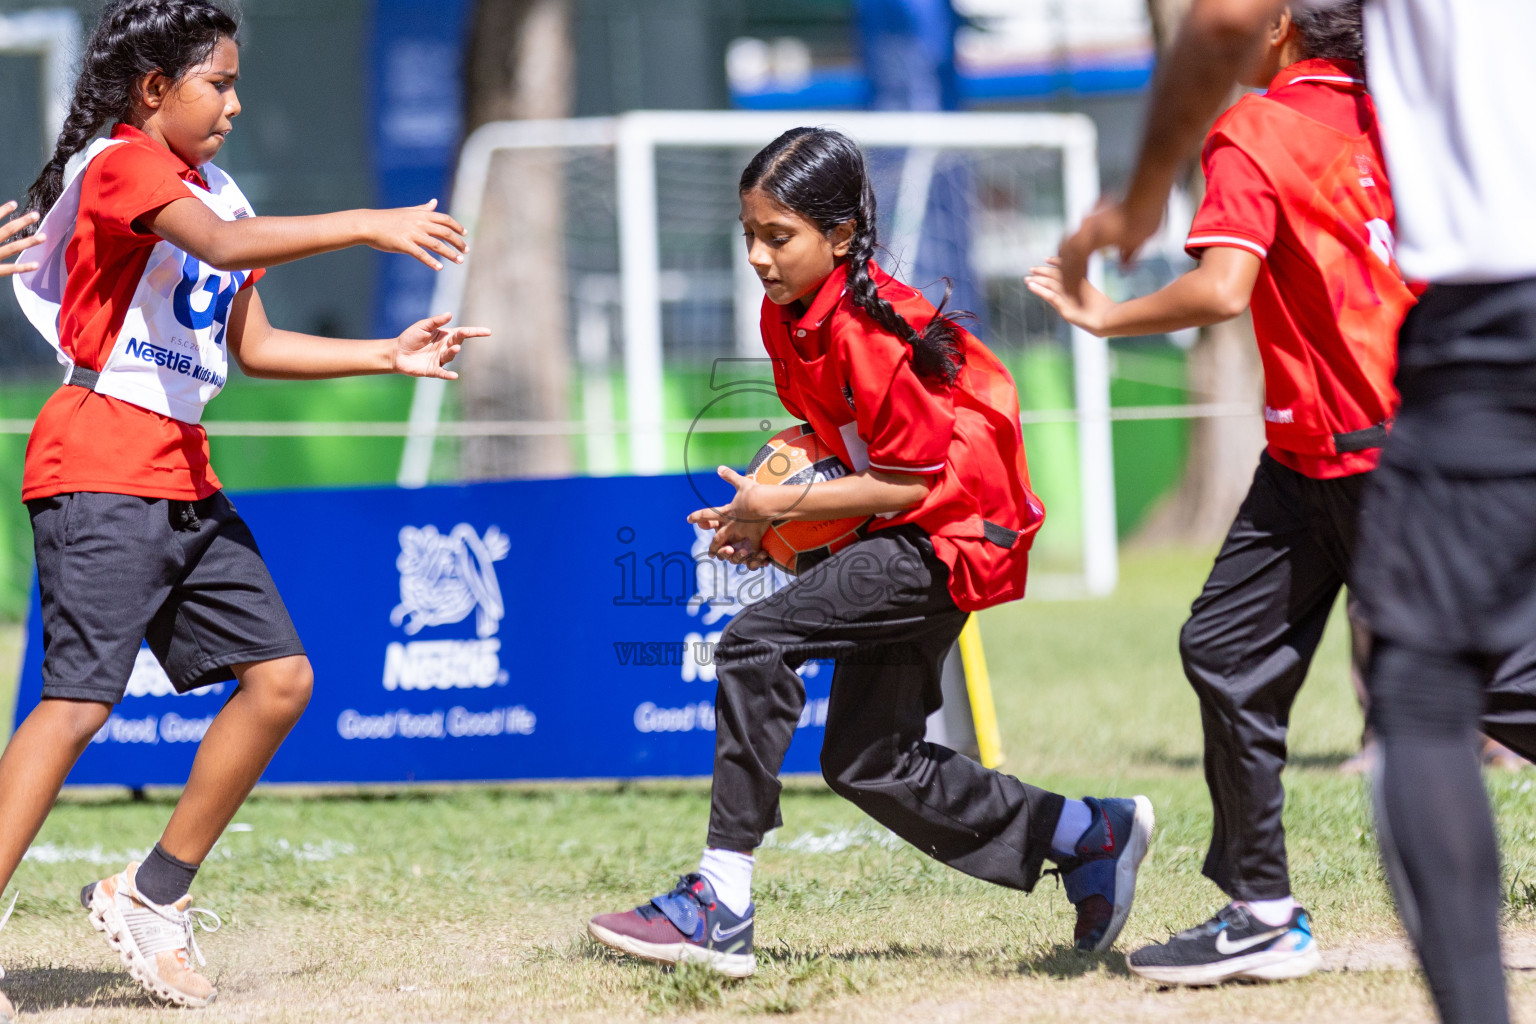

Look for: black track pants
[1184,451,1536,903]
[1369,639,1515,1024]
[1350,278,1536,1024]
[1180,453,1364,901]
[706,525,1064,891]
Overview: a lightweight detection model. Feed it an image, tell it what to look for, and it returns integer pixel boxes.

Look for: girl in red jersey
[589,127,1154,977]
[0,0,486,1012]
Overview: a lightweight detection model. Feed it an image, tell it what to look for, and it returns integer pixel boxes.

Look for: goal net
[400,110,1115,596]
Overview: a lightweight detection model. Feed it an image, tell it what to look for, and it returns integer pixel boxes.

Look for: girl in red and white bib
[588,128,1154,977]
[0,1,486,1010]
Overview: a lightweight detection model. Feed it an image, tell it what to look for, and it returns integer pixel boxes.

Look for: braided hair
[24,0,239,221]
[740,127,964,385]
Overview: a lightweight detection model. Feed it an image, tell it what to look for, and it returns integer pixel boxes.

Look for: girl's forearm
[1093,247,1262,338]
[756,470,930,521]
[1097,267,1249,338]
[183,211,371,272]
[235,330,394,380]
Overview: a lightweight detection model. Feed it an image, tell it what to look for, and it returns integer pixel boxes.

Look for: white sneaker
[84,864,221,1007]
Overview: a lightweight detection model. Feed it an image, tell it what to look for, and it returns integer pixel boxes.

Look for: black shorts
[1355,278,1536,655]
[28,491,305,702]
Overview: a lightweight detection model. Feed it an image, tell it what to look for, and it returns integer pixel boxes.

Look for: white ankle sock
[1050,798,1094,859]
[698,848,754,916]
[1245,896,1299,927]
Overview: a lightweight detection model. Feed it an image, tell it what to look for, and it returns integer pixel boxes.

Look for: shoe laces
[129,885,221,968]
[1040,858,1082,887]
[1173,903,1250,942]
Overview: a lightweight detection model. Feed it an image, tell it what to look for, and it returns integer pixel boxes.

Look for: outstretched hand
[1058,197,1163,296]
[687,465,775,569]
[392,313,489,380]
[0,201,44,277]
[365,199,469,272]
[1025,257,1113,336]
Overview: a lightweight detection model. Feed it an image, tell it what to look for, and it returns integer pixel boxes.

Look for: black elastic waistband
[65,366,100,391]
[983,520,1020,548]
[1334,421,1390,454]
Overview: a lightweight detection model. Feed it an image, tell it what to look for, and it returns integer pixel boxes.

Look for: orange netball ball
[745,424,872,575]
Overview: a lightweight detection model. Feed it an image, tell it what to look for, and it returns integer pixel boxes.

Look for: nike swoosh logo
[711,919,753,942]
[1214,926,1288,955]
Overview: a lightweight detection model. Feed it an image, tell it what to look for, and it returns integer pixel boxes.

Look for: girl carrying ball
[0,0,486,1012]
[590,127,1154,976]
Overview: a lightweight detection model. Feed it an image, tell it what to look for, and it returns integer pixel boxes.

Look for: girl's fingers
[717,465,746,487]
[0,263,39,278]
[0,201,15,218]
[430,211,467,233]
[0,235,44,261]
[420,235,464,264]
[0,212,39,238]
[427,216,469,242]
[425,229,469,255]
[410,245,444,271]
[416,199,439,211]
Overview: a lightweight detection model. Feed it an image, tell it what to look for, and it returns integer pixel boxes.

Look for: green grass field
[0,547,1533,1022]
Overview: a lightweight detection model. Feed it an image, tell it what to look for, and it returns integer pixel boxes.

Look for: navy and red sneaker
[1058,795,1155,952]
[589,874,755,978]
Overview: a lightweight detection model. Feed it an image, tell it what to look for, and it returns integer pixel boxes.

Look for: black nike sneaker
[1128,902,1320,985]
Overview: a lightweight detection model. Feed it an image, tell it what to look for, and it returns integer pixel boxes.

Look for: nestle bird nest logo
[384,524,512,692]
[391,524,509,638]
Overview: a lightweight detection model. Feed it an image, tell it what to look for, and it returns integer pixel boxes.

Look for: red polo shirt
[22,123,261,503]
[1187,58,1414,479]
[760,263,1044,611]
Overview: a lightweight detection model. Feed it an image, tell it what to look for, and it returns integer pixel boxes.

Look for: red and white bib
[14,138,257,425]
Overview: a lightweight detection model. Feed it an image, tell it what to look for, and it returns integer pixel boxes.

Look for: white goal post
[398,110,1117,596]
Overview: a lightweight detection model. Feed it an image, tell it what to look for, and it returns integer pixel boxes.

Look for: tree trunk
[458,0,575,479]
[1135,0,1266,545]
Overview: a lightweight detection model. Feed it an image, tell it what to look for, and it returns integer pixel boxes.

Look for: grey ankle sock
[135,843,199,906]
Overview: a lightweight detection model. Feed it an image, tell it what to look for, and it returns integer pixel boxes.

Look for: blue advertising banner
[15,476,831,786]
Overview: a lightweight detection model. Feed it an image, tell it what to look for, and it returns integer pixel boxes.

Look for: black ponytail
[740,127,965,385]
[25,0,239,222]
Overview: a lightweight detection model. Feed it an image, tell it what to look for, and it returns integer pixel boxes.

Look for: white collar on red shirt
[1267,57,1365,93]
